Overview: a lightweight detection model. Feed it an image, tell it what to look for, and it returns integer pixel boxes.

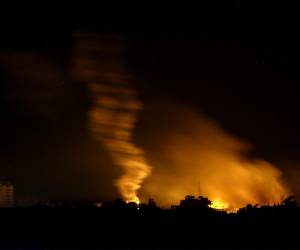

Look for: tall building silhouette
[0,182,14,208]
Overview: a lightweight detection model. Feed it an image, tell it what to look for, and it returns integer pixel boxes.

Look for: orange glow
[209,199,229,210]
[140,99,291,210]
[126,197,140,205]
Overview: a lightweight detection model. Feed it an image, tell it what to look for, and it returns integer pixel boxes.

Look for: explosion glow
[71,33,291,209]
[209,199,229,210]
[140,99,291,210]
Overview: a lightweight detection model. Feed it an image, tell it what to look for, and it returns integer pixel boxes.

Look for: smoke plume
[88,83,151,202]
[139,98,290,209]
[71,33,151,203]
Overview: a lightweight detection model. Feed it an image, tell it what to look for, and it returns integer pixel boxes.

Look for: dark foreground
[0,200,299,250]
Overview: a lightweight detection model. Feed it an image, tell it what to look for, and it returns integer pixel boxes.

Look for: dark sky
[1,3,300,204]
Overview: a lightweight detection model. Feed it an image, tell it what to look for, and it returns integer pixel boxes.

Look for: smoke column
[89,83,151,203]
[71,33,151,203]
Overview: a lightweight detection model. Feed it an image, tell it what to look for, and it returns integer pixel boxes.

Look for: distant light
[94,202,102,208]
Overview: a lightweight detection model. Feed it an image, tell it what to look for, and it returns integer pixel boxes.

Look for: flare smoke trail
[88,83,151,203]
[71,33,151,203]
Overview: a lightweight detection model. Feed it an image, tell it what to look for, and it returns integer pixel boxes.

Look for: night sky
[1,3,300,205]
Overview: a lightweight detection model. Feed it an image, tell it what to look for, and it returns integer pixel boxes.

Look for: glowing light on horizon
[126,197,140,205]
[209,199,229,210]
[139,99,291,209]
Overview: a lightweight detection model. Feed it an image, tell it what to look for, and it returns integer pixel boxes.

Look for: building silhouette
[0,182,14,208]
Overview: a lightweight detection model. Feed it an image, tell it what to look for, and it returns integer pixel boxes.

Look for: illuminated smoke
[88,83,150,203]
[71,33,151,203]
[139,98,291,210]
[70,33,290,209]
